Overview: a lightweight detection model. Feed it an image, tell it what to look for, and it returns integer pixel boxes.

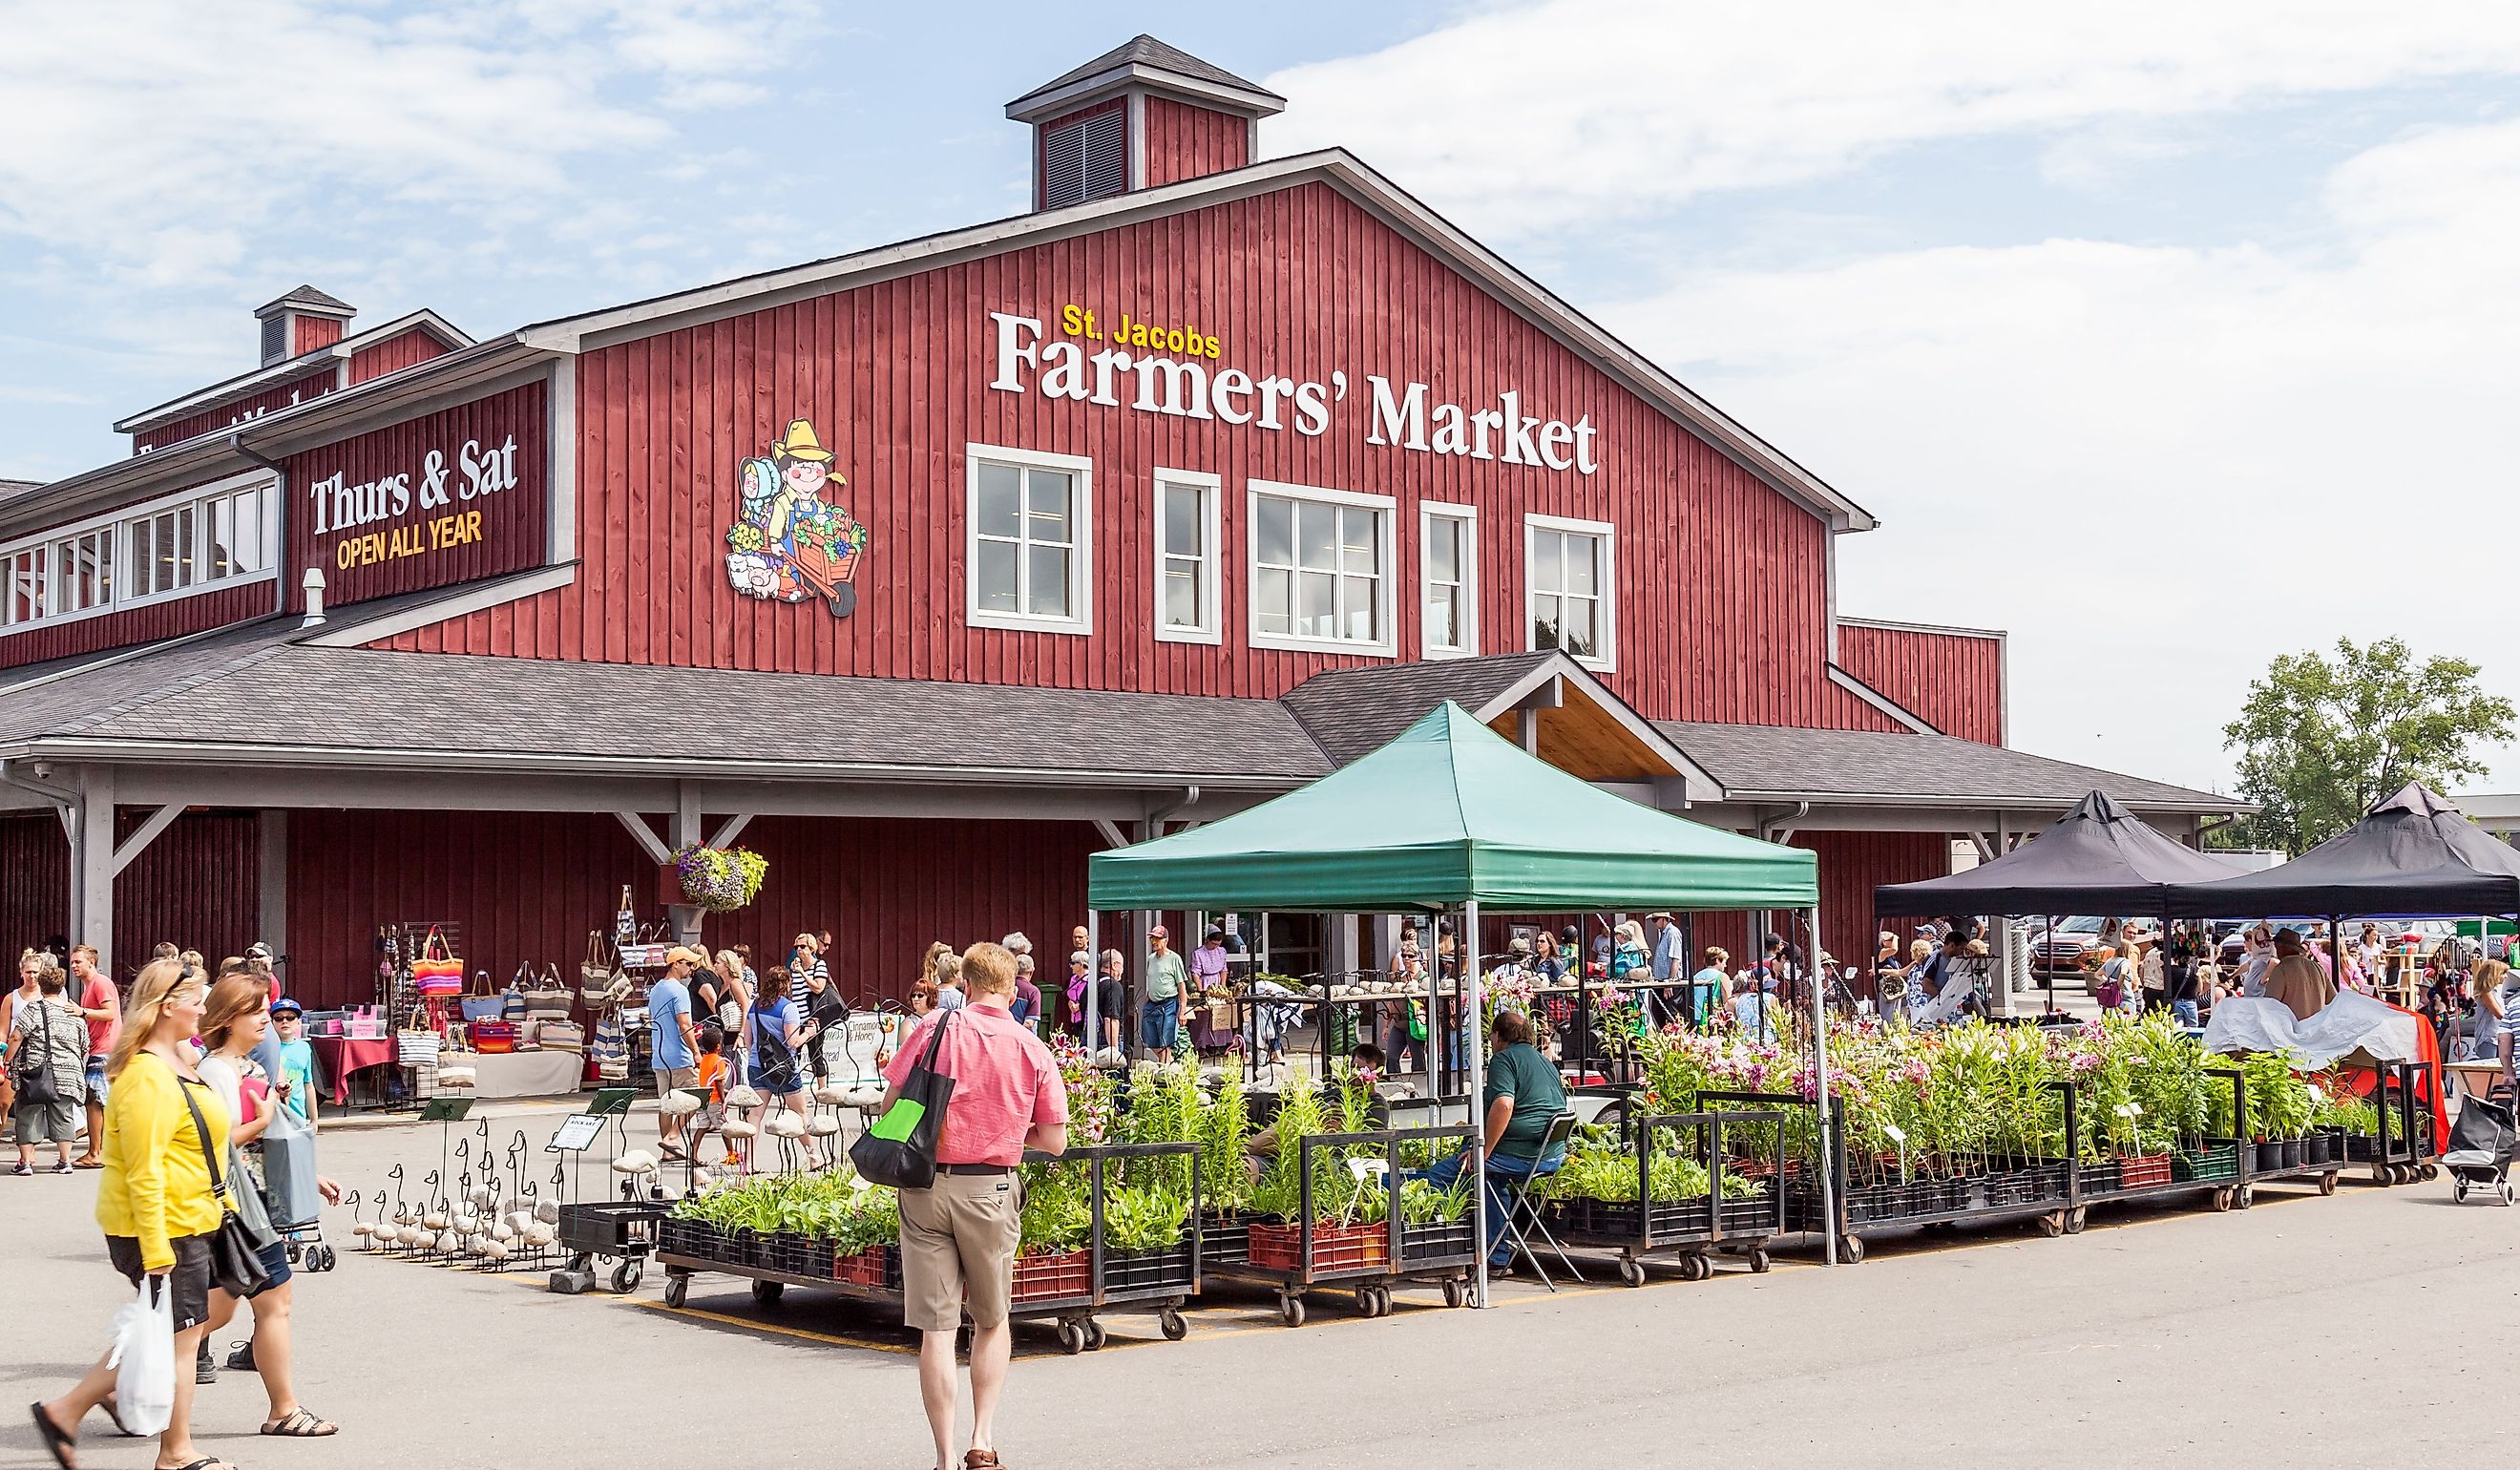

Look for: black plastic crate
[1715,1193,1777,1234]
[1197,1209,1250,1268]
[1102,1240,1196,1292]
[1549,1196,1713,1238]
[558,1200,666,1257]
[1398,1217,1476,1265]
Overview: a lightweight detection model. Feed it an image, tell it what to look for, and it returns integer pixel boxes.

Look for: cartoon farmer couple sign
[724,418,870,617]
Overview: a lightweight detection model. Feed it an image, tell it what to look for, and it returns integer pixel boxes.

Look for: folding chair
[1495,1111,1583,1291]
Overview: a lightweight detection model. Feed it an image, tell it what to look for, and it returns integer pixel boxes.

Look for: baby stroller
[2442,1086,2516,1206]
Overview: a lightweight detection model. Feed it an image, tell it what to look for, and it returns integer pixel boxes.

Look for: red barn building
[0,36,2233,1009]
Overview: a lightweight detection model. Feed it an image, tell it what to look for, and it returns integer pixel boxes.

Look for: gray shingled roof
[25,642,1334,785]
[1656,720,2239,812]
[258,284,354,315]
[1009,34,1282,110]
[0,478,40,497]
[1277,651,1555,766]
[0,616,307,744]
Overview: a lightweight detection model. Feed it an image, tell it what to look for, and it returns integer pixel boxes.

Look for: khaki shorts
[899,1169,1021,1333]
[655,1065,698,1089]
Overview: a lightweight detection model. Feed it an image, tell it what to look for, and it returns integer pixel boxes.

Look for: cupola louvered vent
[1040,107,1128,209]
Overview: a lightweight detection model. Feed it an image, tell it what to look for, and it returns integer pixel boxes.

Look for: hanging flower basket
[670,844,768,913]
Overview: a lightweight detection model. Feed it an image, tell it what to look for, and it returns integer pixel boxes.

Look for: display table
[312,1036,400,1105]
[452,1049,584,1100]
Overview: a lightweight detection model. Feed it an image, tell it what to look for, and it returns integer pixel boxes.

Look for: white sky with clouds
[2,0,2514,794]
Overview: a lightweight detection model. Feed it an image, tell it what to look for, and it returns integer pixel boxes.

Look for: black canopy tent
[1877,791,2248,918]
[2161,784,2520,921]
[1874,791,2252,1016]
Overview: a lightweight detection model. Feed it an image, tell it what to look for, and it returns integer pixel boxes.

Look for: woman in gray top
[10,963,89,1174]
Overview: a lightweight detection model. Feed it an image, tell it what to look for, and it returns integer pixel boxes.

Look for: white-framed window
[1248,480,1395,656]
[1525,513,1615,670]
[1153,469,1221,645]
[1418,501,1478,659]
[3,547,45,627]
[0,469,279,639]
[966,443,1093,635]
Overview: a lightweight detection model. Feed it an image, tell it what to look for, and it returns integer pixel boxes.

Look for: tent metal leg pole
[1466,898,1488,1307]
[1811,903,1838,1266]
[1086,911,1101,1060]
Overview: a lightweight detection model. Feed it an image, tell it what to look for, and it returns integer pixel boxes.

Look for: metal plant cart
[653,1142,1201,1354]
[1209,1124,1479,1326]
[1544,1105,1791,1286]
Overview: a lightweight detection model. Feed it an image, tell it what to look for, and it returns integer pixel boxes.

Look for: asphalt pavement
[2,1102,2504,1469]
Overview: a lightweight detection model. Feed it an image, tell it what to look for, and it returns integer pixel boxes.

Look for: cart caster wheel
[1840,1235,1864,1264]
[1443,1278,1468,1308]
[2420,1164,2439,1182]
[2319,1172,2339,1197]
[2211,1187,2233,1212]
[2064,1207,2087,1235]
[1376,1286,1396,1316]
[2502,1181,2516,1208]
[612,1260,643,1293]
[1085,1318,1109,1350]
[663,1274,688,1309]
[2453,1179,2469,1203]
[1159,1308,1188,1341]
[750,1279,782,1309]
[1687,1253,1715,1281]
[285,1241,304,1265]
[1278,1294,1306,1328]
[1748,1247,1774,1273]
[1618,1258,1648,1288]
[1056,1321,1086,1355]
[2036,1211,2066,1238]
[2235,1186,2255,1209]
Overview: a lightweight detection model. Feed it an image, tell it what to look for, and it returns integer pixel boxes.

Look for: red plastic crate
[1248,1221,1389,1273]
[2116,1153,2173,1189]
[1011,1250,1090,1301]
[832,1247,890,1287]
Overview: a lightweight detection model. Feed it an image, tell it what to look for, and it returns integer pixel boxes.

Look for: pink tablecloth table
[311,1035,401,1104]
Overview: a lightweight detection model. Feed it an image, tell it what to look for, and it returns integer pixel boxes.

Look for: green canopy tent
[1085,703,1838,1288]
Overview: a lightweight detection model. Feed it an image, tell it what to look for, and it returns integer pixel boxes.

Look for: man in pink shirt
[68,944,118,1168]
[881,941,1067,1470]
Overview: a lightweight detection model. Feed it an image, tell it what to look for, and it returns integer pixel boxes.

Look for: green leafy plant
[1103,1181,1192,1253]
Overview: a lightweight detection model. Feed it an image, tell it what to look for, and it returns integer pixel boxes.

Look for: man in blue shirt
[650,949,703,1160]
[1647,914,1685,1027]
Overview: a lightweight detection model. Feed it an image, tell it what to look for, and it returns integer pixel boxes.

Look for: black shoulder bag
[172,1062,277,1296]
[12,1000,61,1106]
[849,1009,955,1189]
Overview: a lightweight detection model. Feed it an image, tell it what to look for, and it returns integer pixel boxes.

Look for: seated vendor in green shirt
[1418,1010,1568,1271]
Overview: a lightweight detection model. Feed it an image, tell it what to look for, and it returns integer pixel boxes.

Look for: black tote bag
[174,1066,276,1297]
[849,1010,956,1189]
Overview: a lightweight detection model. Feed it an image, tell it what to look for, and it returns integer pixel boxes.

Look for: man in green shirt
[1141,925,1190,1064]
[1418,1010,1567,1271]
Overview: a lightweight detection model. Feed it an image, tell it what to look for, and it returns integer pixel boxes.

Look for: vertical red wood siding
[132,368,337,452]
[1143,97,1249,188]
[0,811,257,973]
[293,316,345,355]
[1838,621,2005,745]
[0,578,274,671]
[346,328,452,387]
[0,814,69,953]
[382,181,1857,729]
[284,380,548,610]
[282,809,1098,1013]
[1797,830,1949,976]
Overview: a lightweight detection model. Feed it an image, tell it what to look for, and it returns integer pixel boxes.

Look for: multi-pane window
[1250,483,1392,653]
[1420,503,1477,658]
[203,484,265,579]
[1,472,275,636]
[126,503,198,598]
[54,530,113,613]
[1527,514,1614,668]
[3,548,45,626]
[1154,472,1220,644]
[966,446,1093,634]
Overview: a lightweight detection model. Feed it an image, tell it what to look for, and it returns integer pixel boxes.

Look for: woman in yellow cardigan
[30,958,233,1470]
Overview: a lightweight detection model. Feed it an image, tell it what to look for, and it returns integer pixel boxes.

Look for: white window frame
[1152,467,1222,646]
[0,469,279,640]
[963,442,1094,636]
[1524,512,1616,673]
[1418,500,1479,660]
[1246,479,1396,657]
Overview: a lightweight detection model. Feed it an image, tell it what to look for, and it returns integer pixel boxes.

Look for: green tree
[2221,638,2513,854]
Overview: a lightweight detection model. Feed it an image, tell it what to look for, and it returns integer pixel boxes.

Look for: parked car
[2027,916,2160,981]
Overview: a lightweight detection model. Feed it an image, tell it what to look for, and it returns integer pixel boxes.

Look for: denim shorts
[1140,1000,1179,1051]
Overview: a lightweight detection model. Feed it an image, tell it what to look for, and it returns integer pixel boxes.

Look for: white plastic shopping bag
[108,1277,176,1437]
